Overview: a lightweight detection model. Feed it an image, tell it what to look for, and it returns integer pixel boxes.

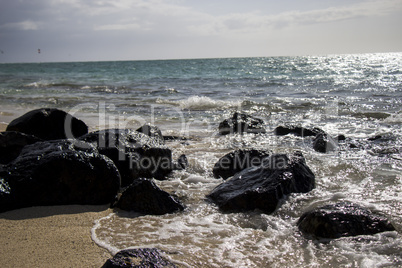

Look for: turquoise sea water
[1,53,401,267]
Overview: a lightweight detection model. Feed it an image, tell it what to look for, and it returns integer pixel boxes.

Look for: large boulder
[112,178,184,215]
[0,140,120,213]
[79,129,173,187]
[274,125,323,137]
[0,131,42,164]
[297,202,396,239]
[207,151,315,214]
[6,108,88,140]
[102,248,177,268]
[219,112,266,135]
[212,149,271,180]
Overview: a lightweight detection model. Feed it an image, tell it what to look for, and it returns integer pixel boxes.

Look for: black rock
[136,124,165,145]
[112,178,184,215]
[102,248,176,268]
[0,131,42,164]
[175,154,188,170]
[6,108,88,140]
[79,129,173,187]
[212,149,271,180]
[274,125,323,137]
[207,151,315,214]
[219,112,266,135]
[367,133,395,142]
[0,140,120,213]
[297,202,396,239]
[163,136,188,141]
[313,133,337,153]
[336,134,346,141]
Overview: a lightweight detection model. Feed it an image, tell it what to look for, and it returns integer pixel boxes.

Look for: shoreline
[0,205,113,267]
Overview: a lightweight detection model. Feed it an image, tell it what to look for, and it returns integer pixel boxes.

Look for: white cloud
[43,0,401,37]
[94,23,142,31]
[192,0,402,36]
[0,20,40,30]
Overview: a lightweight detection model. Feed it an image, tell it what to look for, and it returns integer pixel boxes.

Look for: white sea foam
[156,96,242,110]
[384,112,402,123]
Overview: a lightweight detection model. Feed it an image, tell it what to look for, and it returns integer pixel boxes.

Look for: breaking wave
[157,96,243,110]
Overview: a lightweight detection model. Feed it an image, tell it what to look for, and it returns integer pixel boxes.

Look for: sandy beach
[0,115,115,267]
[0,205,113,268]
[0,122,7,132]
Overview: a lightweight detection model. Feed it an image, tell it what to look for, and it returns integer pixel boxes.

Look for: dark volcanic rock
[207,151,315,214]
[79,129,173,187]
[0,131,42,164]
[112,178,184,215]
[175,154,188,170]
[102,248,176,268]
[163,135,188,141]
[0,140,120,213]
[6,108,88,140]
[212,149,271,180]
[274,125,323,137]
[219,112,266,135]
[313,133,337,153]
[136,124,165,145]
[297,202,396,239]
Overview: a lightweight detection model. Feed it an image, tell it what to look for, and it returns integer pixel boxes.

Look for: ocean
[0,53,401,267]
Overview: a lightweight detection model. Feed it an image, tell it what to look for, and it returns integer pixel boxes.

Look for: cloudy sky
[1,0,401,63]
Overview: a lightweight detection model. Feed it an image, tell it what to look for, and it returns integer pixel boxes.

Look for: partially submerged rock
[0,131,42,164]
[0,140,120,212]
[136,124,165,145]
[6,108,88,140]
[175,154,188,170]
[212,149,271,180]
[207,151,315,214]
[112,178,184,215]
[102,248,176,268]
[79,129,173,187]
[219,112,266,135]
[297,202,396,239]
[313,133,337,153]
[274,125,323,137]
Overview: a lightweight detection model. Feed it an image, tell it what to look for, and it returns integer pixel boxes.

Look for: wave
[384,112,402,123]
[156,96,243,110]
[352,111,391,120]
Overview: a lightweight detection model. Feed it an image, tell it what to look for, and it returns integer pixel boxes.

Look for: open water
[0,53,401,267]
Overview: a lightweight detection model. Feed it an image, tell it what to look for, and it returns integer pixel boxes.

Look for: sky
[0,0,401,63]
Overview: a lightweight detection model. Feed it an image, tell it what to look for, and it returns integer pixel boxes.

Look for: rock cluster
[1,109,397,266]
[0,109,184,215]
